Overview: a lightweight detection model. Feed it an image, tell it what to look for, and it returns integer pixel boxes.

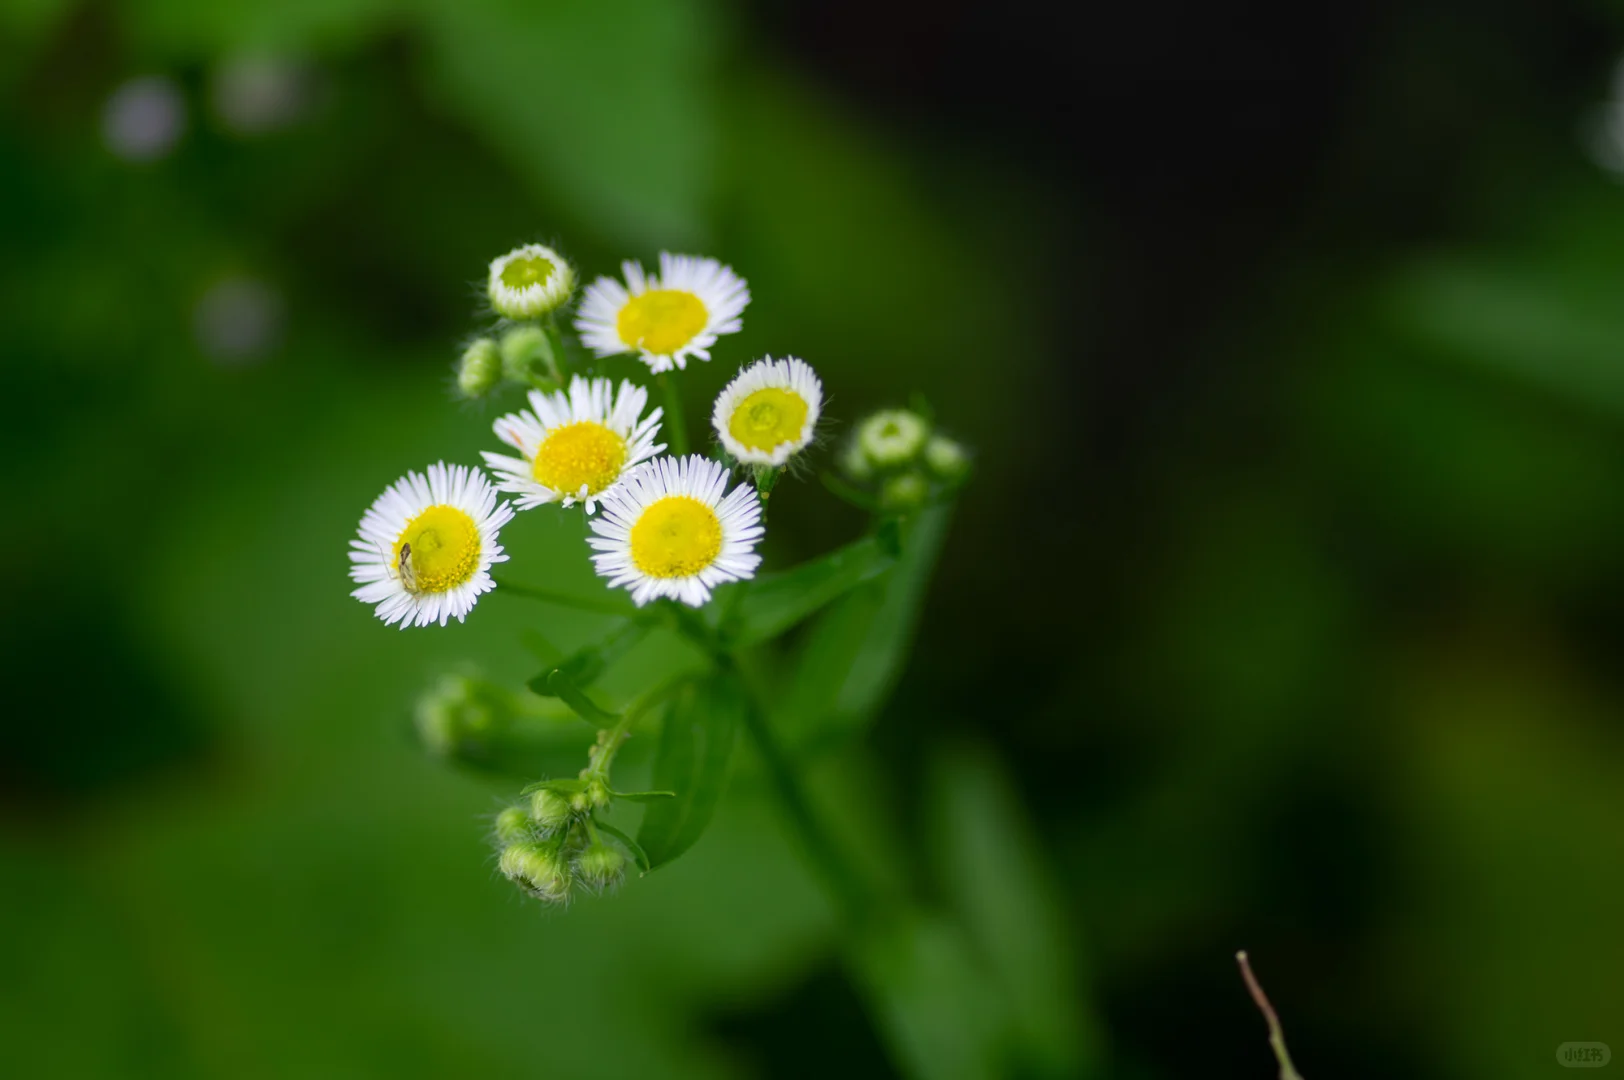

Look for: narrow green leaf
[529,620,649,698]
[928,747,1102,1075]
[561,619,648,686]
[541,669,621,728]
[778,504,951,745]
[848,910,1007,1080]
[875,516,904,558]
[821,471,882,512]
[723,534,895,649]
[636,673,742,869]
[610,789,676,803]
[519,629,564,666]
[594,820,652,875]
[518,776,590,797]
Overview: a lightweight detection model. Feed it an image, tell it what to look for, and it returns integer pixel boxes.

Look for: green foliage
[527,620,650,703]
[637,674,745,870]
[720,532,895,649]
[851,911,1008,1080]
[539,668,622,728]
[778,505,953,747]
[927,748,1101,1076]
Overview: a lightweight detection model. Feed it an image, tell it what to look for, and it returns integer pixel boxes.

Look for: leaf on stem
[636,673,743,869]
[519,629,564,666]
[609,789,677,802]
[518,776,591,797]
[821,471,882,512]
[777,503,951,744]
[927,746,1101,1074]
[539,668,621,728]
[527,620,649,699]
[722,534,896,648]
[594,819,653,874]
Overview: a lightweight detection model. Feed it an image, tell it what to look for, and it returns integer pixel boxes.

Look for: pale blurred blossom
[212,55,310,135]
[193,277,284,365]
[102,76,185,161]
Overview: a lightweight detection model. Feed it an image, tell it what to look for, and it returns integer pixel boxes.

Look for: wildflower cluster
[840,407,971,514]
[492,726,639,902]
[348,238,970,905]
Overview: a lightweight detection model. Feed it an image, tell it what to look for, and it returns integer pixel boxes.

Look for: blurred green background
[5,0,1624,1076]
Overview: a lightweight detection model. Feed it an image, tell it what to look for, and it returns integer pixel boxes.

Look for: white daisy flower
[488,243,575,319]
[711,356,823,467]
[588,455,764,607]
[574,252,749,374]
[482,376,664,513]
[349,462,514,628]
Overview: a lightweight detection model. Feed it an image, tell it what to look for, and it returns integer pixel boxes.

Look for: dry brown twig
[1236,951,1306,1080]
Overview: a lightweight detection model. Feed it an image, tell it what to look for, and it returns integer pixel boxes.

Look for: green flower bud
[840,439,874,482]
[499,842,572,903]
[414,673,496,758]
[499,325,554,383]
[530,788,574,832]
[922,435,970,482]
[856,409,930,468]
[569,778,610,813]
[494,806,533,844]
[575,843,626,891]
[880,471,930,513]
[488,243,575,319]
[456,337,502,398]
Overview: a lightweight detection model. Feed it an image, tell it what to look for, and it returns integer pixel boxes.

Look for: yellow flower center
[394,505,481,595]
[630,496,722,579]
[617,289,708,354]
[532,421,628,496]
[728,387,809,453]
[500,254,555,291]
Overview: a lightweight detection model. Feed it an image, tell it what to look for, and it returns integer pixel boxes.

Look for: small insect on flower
[349,462,514,628]
[574,253,749,374]
[488,243,576,319]
[588,455,764,607]
[393,542,417,591]
[711,356,823,467]
[483,376,664,513]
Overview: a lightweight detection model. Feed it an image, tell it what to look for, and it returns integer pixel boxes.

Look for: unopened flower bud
[499,842,572,902]
[494,805,532,844]
[880,471,930,513]
[923,435,970,482]
[530,788,574,832]
[457,337,502,398]
[840,439,874,482]
[488,243,575,319]
[575,843,626,891]
[569,779,610,812]
[499,325,554,383]
[414,673,495,757]
[857,409,929,467]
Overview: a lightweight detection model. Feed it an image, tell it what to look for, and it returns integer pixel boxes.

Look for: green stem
[662,607,873,923]
[491,577,640,619]
[753,466,780,527]
[543,318,568,383]
[735,666,872,924]
[589,672,694,778]
[658,373,689,456]
[820,471,882,512]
